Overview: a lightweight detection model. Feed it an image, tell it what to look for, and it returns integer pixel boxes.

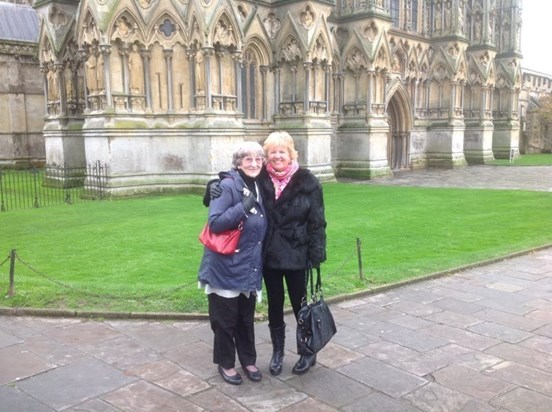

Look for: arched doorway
[387,86,413,170]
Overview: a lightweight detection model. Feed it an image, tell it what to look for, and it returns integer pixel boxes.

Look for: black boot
[292,349,316,375]
[269,324,286,376]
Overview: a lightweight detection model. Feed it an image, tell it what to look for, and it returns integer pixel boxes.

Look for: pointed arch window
[411,0,418,31]
[390,0,400,28]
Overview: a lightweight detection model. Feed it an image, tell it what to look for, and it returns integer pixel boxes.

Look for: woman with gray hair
[198,141,267,385]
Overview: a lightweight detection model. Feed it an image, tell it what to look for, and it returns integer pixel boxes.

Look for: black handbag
[296,266,337,355]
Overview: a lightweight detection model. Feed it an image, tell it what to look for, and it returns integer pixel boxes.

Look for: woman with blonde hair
[259,131,326,376]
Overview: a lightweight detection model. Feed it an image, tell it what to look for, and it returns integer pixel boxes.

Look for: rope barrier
[14,254,197,300]
[0,253,10,268]
[5,245,363,302]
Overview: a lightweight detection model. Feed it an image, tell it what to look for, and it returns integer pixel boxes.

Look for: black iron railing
[0,162,108,211]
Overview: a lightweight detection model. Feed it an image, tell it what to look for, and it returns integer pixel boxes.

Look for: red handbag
[199,222,243,255]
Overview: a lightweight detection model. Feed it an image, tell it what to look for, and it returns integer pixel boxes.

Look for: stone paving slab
[1,247,551,411]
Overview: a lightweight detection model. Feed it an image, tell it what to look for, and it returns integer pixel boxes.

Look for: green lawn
[2,182,552,315]
[488,153,552,166]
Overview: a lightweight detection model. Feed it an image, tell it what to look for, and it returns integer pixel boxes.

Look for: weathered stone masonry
[35,0,522,195]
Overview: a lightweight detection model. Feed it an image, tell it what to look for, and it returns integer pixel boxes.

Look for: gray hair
[232,141,265,167]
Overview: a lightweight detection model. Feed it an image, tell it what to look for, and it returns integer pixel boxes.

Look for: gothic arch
[278,35,304,63]
[78,10,100,47]
[243,36,270,66]
[188,13,207,48]
[308,16,333,64]
[110,11,143,45]
[310,33,330,64]
[343,47,368,73]
[386,80,413,170]
[210,12,240,49]
[372,33,392,71]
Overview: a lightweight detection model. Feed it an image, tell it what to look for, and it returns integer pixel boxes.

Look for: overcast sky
[521,0,552,74]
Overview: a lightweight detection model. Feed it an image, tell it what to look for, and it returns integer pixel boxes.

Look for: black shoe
[242,365,262,382]
[218,365,242,385]
[292,353,317,375]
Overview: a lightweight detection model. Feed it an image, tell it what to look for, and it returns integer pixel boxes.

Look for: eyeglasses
[242,156,264,165]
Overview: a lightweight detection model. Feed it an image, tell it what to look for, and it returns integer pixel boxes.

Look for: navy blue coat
[198,169,267,292]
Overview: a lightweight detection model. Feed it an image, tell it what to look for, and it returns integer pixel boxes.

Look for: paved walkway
[1,165,552,411]
[353,165,552,192]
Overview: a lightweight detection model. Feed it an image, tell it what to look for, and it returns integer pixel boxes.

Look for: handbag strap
[304,265,323,302]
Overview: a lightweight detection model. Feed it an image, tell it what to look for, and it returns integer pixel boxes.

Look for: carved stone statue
[128,44,143,94]
[282,39,301,62]
[65,63,73,99]
[474,14,482,42]
[85,52,97,93]
[47,68,58,101]
[214,20,234,47]
[264,13,281,39]
[195,49,204,94]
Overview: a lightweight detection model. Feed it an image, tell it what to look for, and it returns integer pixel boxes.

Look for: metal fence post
[8,249,16,297]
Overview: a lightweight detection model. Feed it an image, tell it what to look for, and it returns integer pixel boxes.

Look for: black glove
[210,181,222,199]
[242,194,256,212]
[308,260,320,269]
[203,179,221,207]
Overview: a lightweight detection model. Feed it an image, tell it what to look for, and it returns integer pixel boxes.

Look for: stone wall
[0,42,45,168]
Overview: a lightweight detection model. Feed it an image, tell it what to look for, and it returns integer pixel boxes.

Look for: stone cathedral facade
[36,0,522,195]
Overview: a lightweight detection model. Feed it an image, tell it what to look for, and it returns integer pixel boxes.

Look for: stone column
[99,44,112,108]
[78,49,89,111]
[412,79,418,116]
[234,52,243,113]
[367,70,375,115]
[338,73,344,114]
[121,46,130,99]
[290,64,297,104]
[142,48,152,111]
[260,66,268,121]
[332,72,338,114]
[424,80,430,113]
[303,62,312,113]
[55,62,66,115]
[204,48,213,110]
[324,64,331,114]
[163,49,174,112]
[450,80,457,119]
[354,72,360,106]
[273,65,280,114]
[41,66,49,114]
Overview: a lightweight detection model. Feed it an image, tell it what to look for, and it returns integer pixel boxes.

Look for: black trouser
[263,269,306,328]
[208,293,257,369]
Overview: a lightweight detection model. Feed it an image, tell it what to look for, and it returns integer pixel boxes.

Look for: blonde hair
[263,131,298,161]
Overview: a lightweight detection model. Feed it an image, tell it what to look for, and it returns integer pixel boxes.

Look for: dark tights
[263,269,306,328]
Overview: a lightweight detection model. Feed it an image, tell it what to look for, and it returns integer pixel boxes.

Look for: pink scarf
[266,161,299,199]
